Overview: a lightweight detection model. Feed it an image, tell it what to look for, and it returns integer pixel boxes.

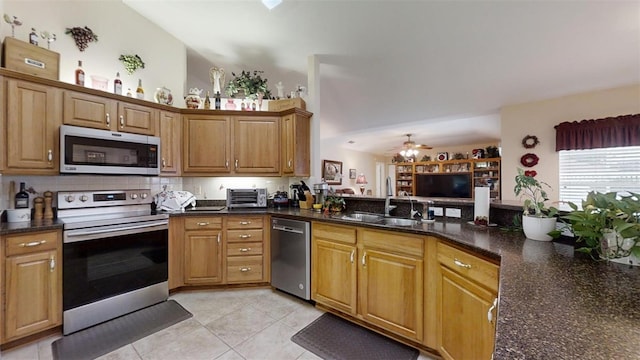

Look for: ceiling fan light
[262,0,282,10]
[400,150,407,156]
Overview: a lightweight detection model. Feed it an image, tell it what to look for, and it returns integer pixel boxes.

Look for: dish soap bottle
[136,79,144,99]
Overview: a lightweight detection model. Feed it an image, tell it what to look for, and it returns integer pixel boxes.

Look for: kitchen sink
[341,213,384,223]
[382,218,418,226]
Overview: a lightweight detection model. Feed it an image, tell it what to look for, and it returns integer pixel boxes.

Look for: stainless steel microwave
[226,188,268,208]
[60,125,160,175]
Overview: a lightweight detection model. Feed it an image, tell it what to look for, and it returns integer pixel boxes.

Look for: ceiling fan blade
[416,144,432,149]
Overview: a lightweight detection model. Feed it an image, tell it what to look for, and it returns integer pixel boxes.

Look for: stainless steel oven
[58,189,169,335]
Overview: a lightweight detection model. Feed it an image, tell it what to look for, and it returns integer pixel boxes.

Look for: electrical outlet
[432,207,444,216]
[445,208,461,218]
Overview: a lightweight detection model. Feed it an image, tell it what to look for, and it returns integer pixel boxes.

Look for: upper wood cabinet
[182,115,281,176]
[281,111,311,177]
[63,90,159,136]
[3,78,61,175]
[159,110,181,176]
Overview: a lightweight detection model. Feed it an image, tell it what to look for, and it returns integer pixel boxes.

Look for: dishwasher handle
[272,224,304,234]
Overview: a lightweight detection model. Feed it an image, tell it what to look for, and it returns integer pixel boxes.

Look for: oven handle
[64,221,168,243]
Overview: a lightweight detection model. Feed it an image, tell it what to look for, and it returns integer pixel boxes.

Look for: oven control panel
[58,189,152,209]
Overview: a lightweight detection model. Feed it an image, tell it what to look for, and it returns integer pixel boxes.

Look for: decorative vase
[225,98,236,110]
[154,86,173,105]
[522,215,557,242]
[184,88,202,109]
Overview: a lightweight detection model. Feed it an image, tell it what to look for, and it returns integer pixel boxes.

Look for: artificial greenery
[324,195,346,212]
[485,146,500,158]
[225,70,271,99]
[561,191,640,258]
[119,54,145,75]
[514,168,558,217]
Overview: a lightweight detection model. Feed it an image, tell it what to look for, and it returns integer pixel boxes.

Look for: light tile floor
[0,288,435,360]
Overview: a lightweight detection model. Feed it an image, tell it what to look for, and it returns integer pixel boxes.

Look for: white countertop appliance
[226,188,267,209]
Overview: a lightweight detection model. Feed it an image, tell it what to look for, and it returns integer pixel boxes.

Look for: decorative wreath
[522,135,540,149]
[524,170,537,177]
[520,153,539,167]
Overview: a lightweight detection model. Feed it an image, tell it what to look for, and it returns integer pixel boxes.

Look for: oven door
[60,125,160,175]
[63,220,168,312]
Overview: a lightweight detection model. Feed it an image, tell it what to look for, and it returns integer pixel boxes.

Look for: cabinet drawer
[226,229,263,243]
[227,255,263,282]
[361,229,424,257]
[437,241,499,292]
[226,216,264,229]
[184,217,222,230]
[313,222,356,245]
[227,242,263,256]
[6,231,59,257]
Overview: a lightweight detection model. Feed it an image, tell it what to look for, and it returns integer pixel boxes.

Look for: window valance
[554,114,640,151]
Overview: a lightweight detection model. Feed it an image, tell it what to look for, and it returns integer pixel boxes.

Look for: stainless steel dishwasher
[271,217,311,300]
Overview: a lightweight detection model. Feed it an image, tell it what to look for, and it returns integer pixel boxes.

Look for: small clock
[437,152,448,161]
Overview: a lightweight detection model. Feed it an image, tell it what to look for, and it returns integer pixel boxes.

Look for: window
[558,145,640,207]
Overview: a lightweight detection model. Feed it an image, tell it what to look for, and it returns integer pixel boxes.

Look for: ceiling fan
[397,134,432,157]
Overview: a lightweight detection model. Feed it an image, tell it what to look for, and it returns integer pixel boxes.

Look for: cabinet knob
[225,160,229,169]
[106,113,111,127]
[240,267,251,272]
[239,234,251,239]
[239,248,251,252]
[239,221,251,225]
[47,149,53,162]
[197,222,210,226]
[119,115,124,128]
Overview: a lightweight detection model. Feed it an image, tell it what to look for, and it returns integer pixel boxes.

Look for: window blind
[558,146,640,206]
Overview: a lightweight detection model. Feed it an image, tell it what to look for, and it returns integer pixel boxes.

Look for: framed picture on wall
[349,169,357,179]
[322,160,343,185]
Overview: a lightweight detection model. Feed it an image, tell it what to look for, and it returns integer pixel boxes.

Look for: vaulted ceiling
[124,0,640,155]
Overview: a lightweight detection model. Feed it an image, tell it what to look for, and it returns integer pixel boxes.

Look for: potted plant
[225,70,271,100]
[514,168,558,241]
[562,191,640,264]
[324,195,346,213]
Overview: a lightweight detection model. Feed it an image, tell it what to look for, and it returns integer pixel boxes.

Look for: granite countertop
[2,208,637,359]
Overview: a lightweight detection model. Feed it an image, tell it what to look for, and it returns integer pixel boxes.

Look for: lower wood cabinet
[183,217,223,285]
[2,230,62,343]
[311,222,424,342]
[435,241,499,360]
[225,216,267,284]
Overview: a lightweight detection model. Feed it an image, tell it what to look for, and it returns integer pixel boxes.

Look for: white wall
[2,0,186,107]
[501,84,640,203]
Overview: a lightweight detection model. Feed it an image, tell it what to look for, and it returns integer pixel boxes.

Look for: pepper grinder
[43,191,54,220]
[33,197,44,220]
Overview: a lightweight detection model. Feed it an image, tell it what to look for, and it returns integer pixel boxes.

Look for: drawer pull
[350,250,355,263]
[488,297,498,323]
[235,159,239,169]
[119,115,124,128]
[20,240,47,247]
[361,251,367,267]
[240,267,251,272]
[106,113,111,126]
[454,258,472,269]
[162,158,166,168]
[239,221,251,225]
[217,232,221,245]
[239,248,252,252]
[47,149,53,162]
[239,234,252,239]
[50,256,55,272]
[197,222,210,226]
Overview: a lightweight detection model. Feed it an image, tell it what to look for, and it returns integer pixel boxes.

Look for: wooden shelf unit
[395,158,501,199]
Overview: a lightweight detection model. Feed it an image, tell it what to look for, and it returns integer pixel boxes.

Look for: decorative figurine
[3,14,22,37]
[40,31,56,49]
[209,67,226,95]
[184,88,203,109]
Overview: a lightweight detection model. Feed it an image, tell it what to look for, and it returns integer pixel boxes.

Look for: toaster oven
[226,188,268,208]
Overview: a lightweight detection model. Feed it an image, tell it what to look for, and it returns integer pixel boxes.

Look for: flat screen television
[415,173,472,198]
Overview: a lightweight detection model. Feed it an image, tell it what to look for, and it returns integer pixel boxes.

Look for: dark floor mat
[52,300,192,360]
[291,312,419,360]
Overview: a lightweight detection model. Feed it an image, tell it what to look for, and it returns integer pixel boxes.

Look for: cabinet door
[63,90,116,130]
[232,116,280,174]
[6,79,61,173]
[168,217,184,290]
[183,231,223,284]
[360,248,423,341]
[437,266,497,360]
[159,111,181,175]
[117,102,159,135]
[311,239,357,315]
[281,114,295,175]
[183,115,231,174]
[5,249,61,340]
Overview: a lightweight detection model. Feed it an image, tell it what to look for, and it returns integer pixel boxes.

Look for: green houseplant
[324,195,346,213]
[514,168,558,241]
[225,70,271,99]
[562,191,640,264]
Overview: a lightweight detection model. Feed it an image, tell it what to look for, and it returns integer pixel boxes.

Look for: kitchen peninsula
[1,202,638,359]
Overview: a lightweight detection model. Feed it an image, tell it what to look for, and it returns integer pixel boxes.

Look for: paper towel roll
[474,187,490,223]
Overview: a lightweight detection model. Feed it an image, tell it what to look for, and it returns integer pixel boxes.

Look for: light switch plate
[432,207,444,216]
[445,208,461,218]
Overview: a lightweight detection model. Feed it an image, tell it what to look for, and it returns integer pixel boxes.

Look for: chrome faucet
[384,176,396,216]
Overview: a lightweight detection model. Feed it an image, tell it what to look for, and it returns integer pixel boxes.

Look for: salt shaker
[43,191,54,220]
[33,197,44,220]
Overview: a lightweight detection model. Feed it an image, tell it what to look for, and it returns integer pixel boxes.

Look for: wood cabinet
[281,110,311,177]
[3,230,62,342]
[312,222,424,342]
[159,110,181,176]
[182,115,280,176]
[3,79,61,175]
[472,158,501,199]
[311,222,358,315]
[359,229,424,341]
[168,217,184,290]
[225,216,267,283]
[435,241,499,360]
[63,90,159,135]
[183,217,223,285]
[395,164,414,195]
